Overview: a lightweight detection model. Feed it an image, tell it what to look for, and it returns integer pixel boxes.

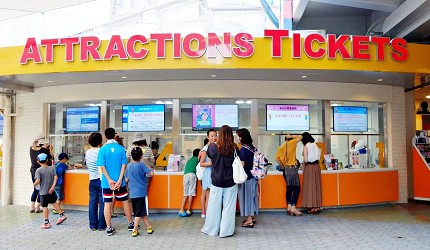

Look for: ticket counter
[63,168,398,209]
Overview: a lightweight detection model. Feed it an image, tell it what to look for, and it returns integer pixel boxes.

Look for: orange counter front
[63,168,398,210]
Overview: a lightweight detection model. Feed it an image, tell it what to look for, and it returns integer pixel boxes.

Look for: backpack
[243,145,269,180]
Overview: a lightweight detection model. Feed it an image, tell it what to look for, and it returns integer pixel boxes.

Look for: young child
[33,153,67,229]
[125,147,155,237]
[178,148,200,217]
[52,152,70,215]
[200,129,217,218]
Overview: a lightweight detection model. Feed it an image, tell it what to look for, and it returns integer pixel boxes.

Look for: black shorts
[131,197,148,217]
[40,193,58,208]
[102,186,128,202]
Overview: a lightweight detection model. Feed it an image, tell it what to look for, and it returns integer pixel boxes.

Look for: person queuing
[275,134,303,216]
[86,132,107,231]
[178,148,200,217]
[201,125,238,238]
[301,132,322,214]
[33,153,67,229]
[236,128,259,228]
[199,129,217,218]
[97,128,134,236]
[125,147,155,237]
[29,134,53,213]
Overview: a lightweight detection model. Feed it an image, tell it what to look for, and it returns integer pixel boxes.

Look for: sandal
[241,222,254,228]
[242,218,256,224]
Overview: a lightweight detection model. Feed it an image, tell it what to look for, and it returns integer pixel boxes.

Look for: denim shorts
[54,185,64,201]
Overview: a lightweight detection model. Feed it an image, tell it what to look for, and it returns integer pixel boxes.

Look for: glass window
[330,101,385,168]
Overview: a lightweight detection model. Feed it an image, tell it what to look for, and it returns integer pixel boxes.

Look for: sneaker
[30,208,35,213]
[90,228,97,231]
[56,215,67,225]
[52,209,59,215]
[186,210,192,216]
[201,212,206,218]
[41,223,51,229]
[106,227,115,236]
[35,208,43,213]
[128,223,140,231]
[131,230,139,237]
[147,227,153,234]
[178,211,188,217]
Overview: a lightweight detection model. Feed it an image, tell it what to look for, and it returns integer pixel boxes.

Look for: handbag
[232,150,247,184]
[196,162,204,180]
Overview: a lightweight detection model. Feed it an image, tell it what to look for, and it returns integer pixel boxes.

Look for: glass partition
[48,98,386,171]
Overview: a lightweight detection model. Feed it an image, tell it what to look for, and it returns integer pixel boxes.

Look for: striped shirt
[126,146,154,163]
[86,147,100,180]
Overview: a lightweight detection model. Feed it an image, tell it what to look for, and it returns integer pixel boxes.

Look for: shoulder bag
[232,150,247,184]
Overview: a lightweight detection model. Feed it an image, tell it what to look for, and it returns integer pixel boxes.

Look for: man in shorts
[97,128,134,236]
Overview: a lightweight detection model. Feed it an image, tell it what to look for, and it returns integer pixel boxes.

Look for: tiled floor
[0,203,429,249]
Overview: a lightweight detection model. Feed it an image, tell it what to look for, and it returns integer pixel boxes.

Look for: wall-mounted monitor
[192,104,238,131]
[333,106,368,132]
[0,115,3,136]
[66,107,100,133]
[122,104,165,132]
[266,104,310,131]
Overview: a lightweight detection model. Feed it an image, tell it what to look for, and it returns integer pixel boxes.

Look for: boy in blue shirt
[125,147,154,237]
[53,152,70,214]
[97,128,133,236]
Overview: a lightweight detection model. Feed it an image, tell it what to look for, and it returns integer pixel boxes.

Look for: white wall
[12,80,407,205]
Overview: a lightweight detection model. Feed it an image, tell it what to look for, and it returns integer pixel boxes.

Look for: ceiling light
[154,101,164,104]
[164,101,173,104]
[245,100,252,104]
[331,103,341,106]
[377,78,383,82]
[211,74,217,78]
[235,100,245,104]
[301,75,307,78]
[47,80,53,83]
[121,76,127,79]
[426,95,430,99]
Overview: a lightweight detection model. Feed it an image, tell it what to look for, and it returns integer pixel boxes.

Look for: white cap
[133,132,145,143]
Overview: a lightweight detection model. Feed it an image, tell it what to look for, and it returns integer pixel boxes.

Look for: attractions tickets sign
[19,30,408,64]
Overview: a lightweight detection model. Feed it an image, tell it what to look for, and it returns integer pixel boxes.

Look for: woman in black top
[201,125,238,238]
[29,135,52,213]
[236,128,258,228]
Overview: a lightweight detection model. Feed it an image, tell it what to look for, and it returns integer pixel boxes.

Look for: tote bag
[196,162,204,180]
[232,150,247,184]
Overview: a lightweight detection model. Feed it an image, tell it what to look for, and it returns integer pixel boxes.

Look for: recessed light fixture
[377,78,383,82]
[47,80,53,83]
[164,101,173,104]
[301,75,307,78]
[211,74,217,78]
[121,76,128,79]
[154,101,164,104]
[245,100,252,104]
[426,95,430,99]
[235,100,245,104]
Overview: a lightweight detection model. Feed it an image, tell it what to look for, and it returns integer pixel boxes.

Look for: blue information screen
[333,106,368,132]
[66,107,100,132]
[122,105,165,132]
[0,115,3,135]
